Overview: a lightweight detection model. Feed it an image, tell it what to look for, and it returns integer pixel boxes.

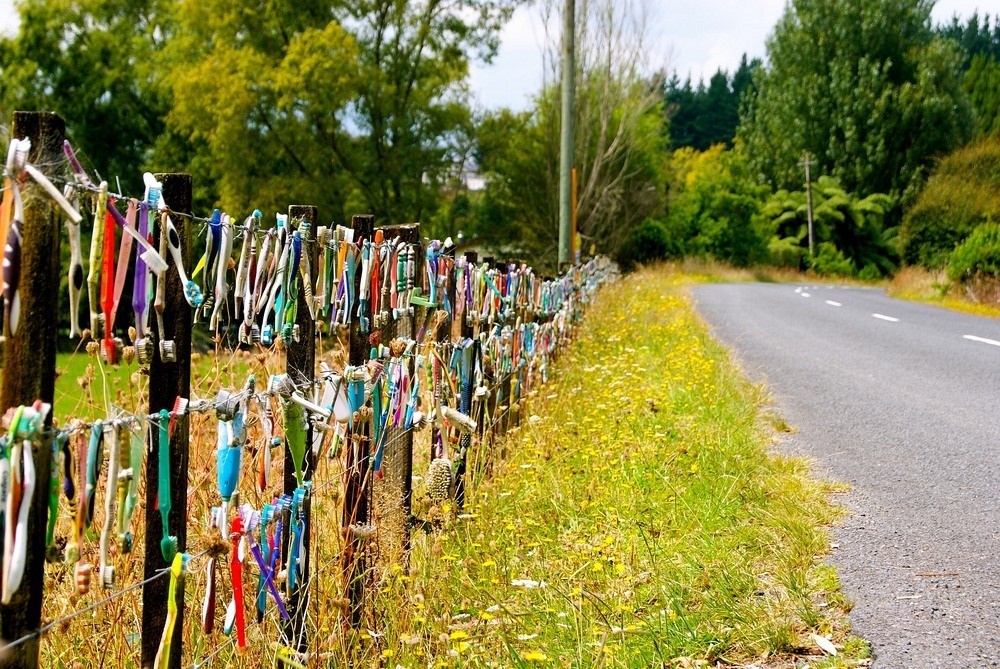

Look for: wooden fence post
[453,252,478,510]
[0,111,64,669]
[283,205,319,650]
[342,214,374,628]
[141,174,192,669]
[373,222,419,555]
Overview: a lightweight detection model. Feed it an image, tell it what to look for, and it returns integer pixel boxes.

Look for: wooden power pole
[799,152,817,257]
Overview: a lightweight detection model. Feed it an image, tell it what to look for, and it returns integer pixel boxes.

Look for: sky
[0,0,990,111]
[467,0,990,110]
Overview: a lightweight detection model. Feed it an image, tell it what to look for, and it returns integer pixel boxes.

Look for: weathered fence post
[283,205,319,651]
[373,222,419,555]
[0,111,64,669]
[141,174,193,669]
[342,214,374,628]
[453,252,478,510]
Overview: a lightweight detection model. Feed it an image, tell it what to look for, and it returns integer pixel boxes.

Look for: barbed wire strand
[0,547,212,655]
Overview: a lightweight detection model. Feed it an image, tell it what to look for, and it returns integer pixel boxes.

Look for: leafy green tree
[615,218,678,272]
[327,0,518,225]
[948,222,1000,283]
[666,145,770,267]
[163,0,359,219]
[740,0,974,200]
[937,14,1000,136]
[0,0,174,195]
[937,12,1000,69]
[964,53,1000,135]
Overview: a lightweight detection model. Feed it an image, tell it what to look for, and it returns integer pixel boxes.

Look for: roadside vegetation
[369,266,869,667]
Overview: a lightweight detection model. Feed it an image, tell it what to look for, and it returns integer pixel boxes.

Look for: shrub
[616,218,679,272]
[948,223,1000,282]
[857,264,883,282]
[809,242,855,277]
[768,236,803,269]
[900,135,1000,267]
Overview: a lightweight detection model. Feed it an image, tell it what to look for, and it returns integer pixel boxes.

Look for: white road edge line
[964,335,1000,347]
[825,300,842,307]
[872,313,899,322]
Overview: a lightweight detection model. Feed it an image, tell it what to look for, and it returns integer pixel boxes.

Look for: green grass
[368,265,868,667]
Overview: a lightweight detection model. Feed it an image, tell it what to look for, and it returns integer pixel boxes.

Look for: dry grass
[888,265,1000,318]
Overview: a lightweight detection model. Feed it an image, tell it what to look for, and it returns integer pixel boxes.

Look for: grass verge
[377,265,869,667]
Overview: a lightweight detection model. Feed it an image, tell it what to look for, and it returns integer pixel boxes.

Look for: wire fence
[0,111,617,668]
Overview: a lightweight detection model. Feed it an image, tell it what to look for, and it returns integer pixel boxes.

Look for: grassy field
[369,265,869,668]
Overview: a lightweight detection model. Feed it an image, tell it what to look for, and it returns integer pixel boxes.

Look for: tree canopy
[663,55,759,151]
[740,0,974,200]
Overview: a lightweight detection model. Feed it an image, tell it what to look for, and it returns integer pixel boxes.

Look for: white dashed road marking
[964,335,1000,347]
[872,314,899,322]
[826,300,842,307]
[801,292,811,297]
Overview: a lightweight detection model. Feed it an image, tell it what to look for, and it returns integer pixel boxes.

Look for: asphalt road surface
[691,283,1000,668]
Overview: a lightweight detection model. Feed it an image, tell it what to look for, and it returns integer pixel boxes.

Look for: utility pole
[558,0,576,268]
[799,152,816,257]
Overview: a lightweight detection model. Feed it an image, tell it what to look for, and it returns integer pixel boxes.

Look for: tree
[327,0,519,225]
[662,55,760,151]
[162,0,359,219]
[937,12,1000,69]
[964,53,1000,135]
[937,13,1000,137]
[0,0,174,195]
[740,0,974,201]
[762,176,896,276]
[666,145,770,267]
[475,0,668,270]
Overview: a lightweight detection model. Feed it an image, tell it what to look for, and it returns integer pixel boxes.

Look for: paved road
[691,283,1000,668]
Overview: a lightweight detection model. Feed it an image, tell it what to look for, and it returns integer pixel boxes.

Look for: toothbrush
[209,215,234,331]
[132,199,151,355]
[65,184,84,338]
[230,516,247,648]
[153,553,187,669]
[156,409,177,562]
[216,416,242,537]
[45,433,65,561]
[73,433,91,593]
[84,422,105,529]
[86,182,109,337]
[100,202,116,362]
[2,436,34,603]
[234,211,257,320]
[201,553,216,634]
[2,140,28,337]
[109,200,137,333]
[118,424,143,553]
[240,506,290,621]
[283,399,307,487]
[99,424,120,588]
[114,424,132,553]
[163,213,204,308]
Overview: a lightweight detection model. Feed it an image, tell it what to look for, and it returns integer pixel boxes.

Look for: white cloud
[0,0,19,36]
